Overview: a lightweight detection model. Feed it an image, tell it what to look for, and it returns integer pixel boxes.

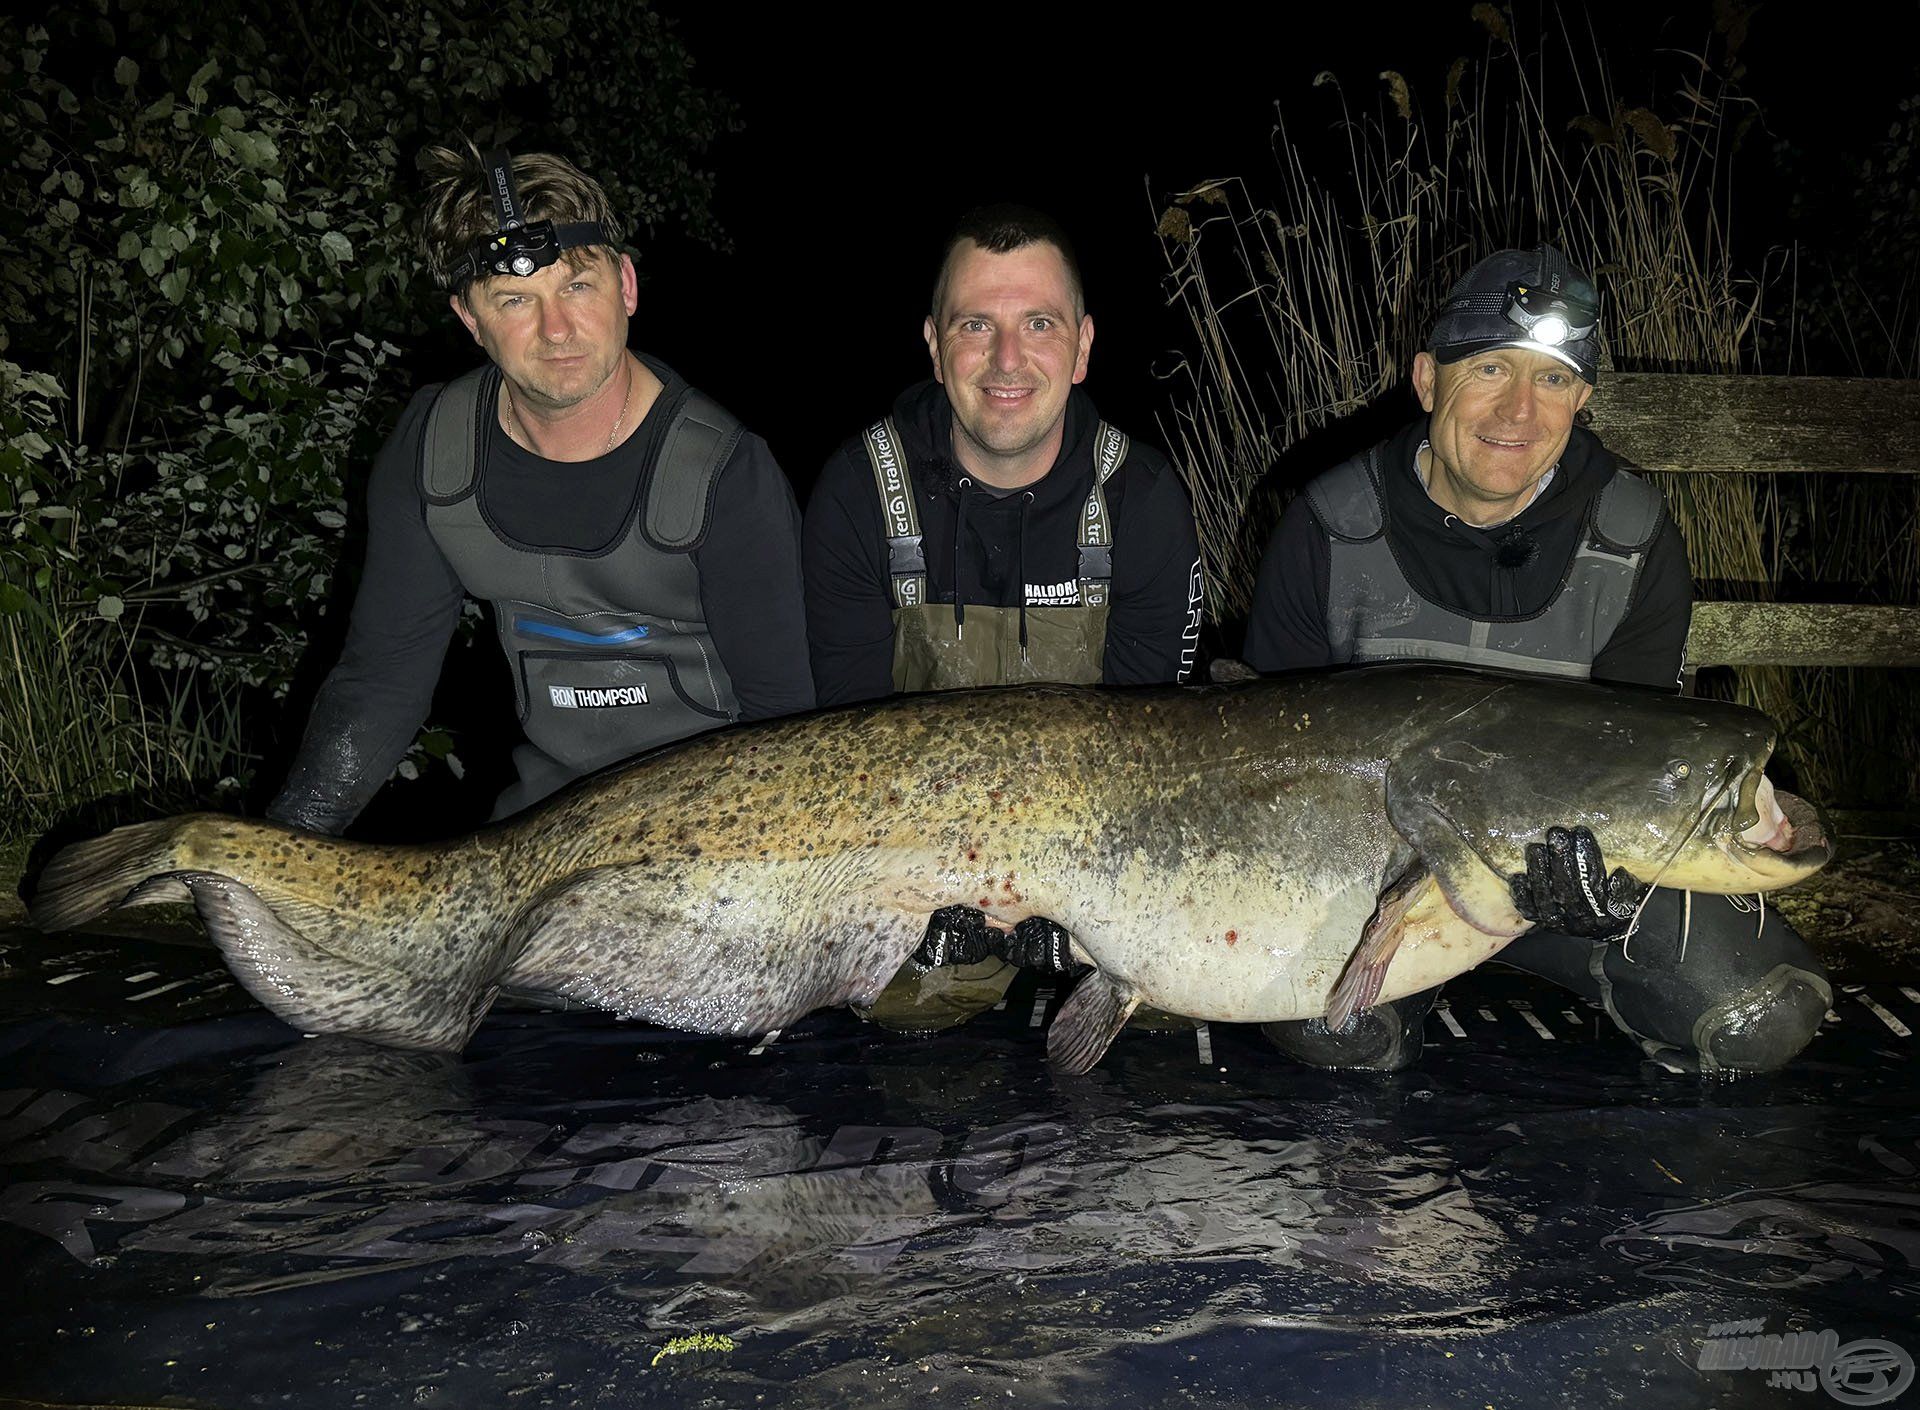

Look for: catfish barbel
[30,667,1831,1073]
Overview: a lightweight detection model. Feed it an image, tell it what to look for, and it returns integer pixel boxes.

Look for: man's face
[923,240,1093,475]
[1413,346,1594,516]
[451,250,638,410]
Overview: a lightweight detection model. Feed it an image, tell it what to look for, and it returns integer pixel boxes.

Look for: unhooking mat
[0,927,1915,1409]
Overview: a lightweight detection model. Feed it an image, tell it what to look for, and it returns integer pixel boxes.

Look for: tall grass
[1156,10,1918,806]
[1,357,261,845]
[0,584,253,842]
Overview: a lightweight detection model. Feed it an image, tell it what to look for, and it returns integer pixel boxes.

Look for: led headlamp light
[1502,279,1598,349]
[446,149,619,290]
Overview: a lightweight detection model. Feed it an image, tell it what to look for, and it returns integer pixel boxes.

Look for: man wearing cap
[805,203,1205,1019]
[268,145,814,833]
[1244,244,1831,1074]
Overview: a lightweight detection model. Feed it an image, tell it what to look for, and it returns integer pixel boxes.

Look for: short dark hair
[930,204,1085,322]
[419,141,625,296]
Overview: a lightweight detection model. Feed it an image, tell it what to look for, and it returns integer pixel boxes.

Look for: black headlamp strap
[448,149,620,290]
[551,221,614,250]
[484,148,527,231]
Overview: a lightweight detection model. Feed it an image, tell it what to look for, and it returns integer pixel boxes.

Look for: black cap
[1427,244,1601,385]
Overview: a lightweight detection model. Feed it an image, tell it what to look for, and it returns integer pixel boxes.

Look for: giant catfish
[30,667,1831,1073]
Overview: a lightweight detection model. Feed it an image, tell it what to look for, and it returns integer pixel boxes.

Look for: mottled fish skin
[30,667,1831,1058]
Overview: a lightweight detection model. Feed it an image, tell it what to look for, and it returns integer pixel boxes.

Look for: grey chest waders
[420,365,745,816]
[864,417,1129,692]
[1308,448,1665,677]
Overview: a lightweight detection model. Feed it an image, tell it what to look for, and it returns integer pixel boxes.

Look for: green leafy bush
[0,0,734,838]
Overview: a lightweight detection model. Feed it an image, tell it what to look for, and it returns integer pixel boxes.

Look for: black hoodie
[805,381,1203,705]
[1244,418,1693,689]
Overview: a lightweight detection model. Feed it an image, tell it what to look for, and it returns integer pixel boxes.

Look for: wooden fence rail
[1584,374,1920,671]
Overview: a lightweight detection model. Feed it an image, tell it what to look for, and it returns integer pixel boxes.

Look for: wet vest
[864,416,1129,691]
[420,365,744,811]
[1307,445,1665,678]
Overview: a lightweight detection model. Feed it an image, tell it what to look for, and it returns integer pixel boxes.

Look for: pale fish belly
[1056,857,1384,1024]
[1373,878,1518,1003]
[500,853,927,1032]
[1067,871,1517,1025]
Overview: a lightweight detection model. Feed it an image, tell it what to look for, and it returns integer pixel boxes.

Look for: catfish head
[1384,677,1831,939]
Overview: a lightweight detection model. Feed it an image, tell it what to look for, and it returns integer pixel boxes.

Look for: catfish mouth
[1731,775,1831,873]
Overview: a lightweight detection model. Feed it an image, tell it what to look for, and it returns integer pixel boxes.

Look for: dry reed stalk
[1155,12,1917,806]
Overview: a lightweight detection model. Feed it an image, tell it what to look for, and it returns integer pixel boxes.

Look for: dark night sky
[641,0,1482,482]
[623,0,1912,494]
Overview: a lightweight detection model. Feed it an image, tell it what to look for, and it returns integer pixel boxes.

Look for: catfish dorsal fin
[1045,970,1141,1075]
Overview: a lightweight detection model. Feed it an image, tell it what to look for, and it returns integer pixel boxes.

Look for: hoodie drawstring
[1017,490,1035,656]
[953,477,972,638]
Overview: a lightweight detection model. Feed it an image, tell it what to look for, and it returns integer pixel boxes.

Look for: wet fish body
[31,667,1830,1072]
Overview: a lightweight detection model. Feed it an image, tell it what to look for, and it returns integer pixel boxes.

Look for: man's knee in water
[1595,895,1833,1073]
[1261,989,1438,1072]
[1688,961,1832,1073]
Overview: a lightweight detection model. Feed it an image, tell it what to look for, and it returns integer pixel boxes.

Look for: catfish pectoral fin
[1325,860,1431,1031]
[173,871,496,1053]
[1383,781,1530,938]
[1045,969,1142,1076]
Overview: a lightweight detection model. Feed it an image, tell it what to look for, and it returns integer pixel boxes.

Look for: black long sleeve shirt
[804,381,1204,705]
[269,355,813,833]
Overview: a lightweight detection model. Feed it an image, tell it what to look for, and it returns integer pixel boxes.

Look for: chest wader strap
[645,388,746,552]
[419,370,742,551]
[865,417,926,608]
[420,365,500,505]
[1077,421,1129,608]
[1585,467,1665,558]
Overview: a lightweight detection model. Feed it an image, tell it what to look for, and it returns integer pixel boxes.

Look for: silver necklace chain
[502,355,634,456]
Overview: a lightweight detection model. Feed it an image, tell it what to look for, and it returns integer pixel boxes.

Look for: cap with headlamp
[1426,244,1602,385]
[445,149,621,292]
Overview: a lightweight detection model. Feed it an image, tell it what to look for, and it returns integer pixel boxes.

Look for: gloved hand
[998,916,1087,975]
[1508,824,1647,940]
[913,905,996,969]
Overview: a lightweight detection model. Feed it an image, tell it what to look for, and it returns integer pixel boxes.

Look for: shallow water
[0,929,1915,1408]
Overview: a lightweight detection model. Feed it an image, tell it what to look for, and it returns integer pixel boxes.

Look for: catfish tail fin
[32,815,513,1053]
[29,817,217,932]
[165,870,499,1052]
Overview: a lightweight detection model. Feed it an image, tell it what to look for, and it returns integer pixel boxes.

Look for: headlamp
[446,148,619,290]
[1502,280,1598,349]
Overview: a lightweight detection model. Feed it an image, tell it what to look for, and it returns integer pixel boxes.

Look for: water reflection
[1602,1183,1920,1292]
[2,1029,1511,1309]
[0,1004,1914,1407]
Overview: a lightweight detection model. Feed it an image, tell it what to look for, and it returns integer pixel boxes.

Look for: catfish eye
[1667,759,1691,780]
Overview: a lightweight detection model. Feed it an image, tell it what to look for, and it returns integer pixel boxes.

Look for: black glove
[913,905,996,969]
[998,916,1087,975]
[1509,825,1647,940]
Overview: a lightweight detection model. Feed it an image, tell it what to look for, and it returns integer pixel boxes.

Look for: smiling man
[1244,244,1829,1075]
[1247,244,1693,688]
[804,205,1203,1019]
[804,204,1203,704]
[269,146,813,832]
